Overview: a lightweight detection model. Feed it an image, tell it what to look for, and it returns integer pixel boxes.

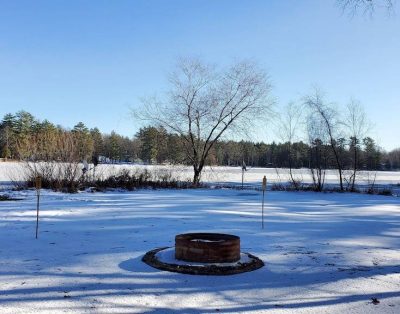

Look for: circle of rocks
[142,247,264,276]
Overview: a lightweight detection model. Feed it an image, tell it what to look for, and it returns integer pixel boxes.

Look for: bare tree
[135,58,273,185]
[304,90,345,191]
[338,0,394,15]
[276,102,304,189]
[306,111,329,191]
[344,99,371,191]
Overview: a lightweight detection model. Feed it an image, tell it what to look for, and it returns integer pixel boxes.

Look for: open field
[0,188,399,313]
[1,161,399,190]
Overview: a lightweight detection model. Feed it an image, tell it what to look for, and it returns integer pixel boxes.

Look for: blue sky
[0,0,399,150]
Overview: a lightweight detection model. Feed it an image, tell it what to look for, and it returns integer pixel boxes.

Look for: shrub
[18,162,193,193]
[23,162,82,193]
[271,183,286,191]
[0,194,22,201]
[378,188,393,196]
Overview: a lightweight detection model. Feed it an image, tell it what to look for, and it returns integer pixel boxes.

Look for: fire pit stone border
[142,247,264,276]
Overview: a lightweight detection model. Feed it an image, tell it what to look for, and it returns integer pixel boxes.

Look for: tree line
[0,110,398,171]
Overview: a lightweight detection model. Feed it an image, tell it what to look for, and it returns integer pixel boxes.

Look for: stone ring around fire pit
[142,233,264,275]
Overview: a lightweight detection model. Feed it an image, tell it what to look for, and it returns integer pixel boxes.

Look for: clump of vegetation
[377,189,393,196]
[0,194,11,201]
[271,180,317,192]
[269,180,395,197]
[92,169,192,191]
[22,166,192,193]
[270,183,286,191]
[0,194,22,201]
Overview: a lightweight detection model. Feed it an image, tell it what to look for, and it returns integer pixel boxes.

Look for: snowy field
[1,162,399,189]
[0,188,399,313]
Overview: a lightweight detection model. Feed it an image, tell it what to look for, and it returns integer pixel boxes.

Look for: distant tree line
[0,111,398,172]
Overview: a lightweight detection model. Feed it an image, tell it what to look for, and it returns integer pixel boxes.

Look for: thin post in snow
[35,176,42,239]
[262,176,267,229]
[241,160,246,190]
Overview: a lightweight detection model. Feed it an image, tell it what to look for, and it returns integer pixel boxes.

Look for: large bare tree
[135,58,272,185]
[304,90,345,191]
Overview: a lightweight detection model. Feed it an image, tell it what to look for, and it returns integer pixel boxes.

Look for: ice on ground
[0,188,399,313]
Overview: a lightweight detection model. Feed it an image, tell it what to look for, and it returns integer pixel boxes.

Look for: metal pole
[35,193,39,239]
[262,176,266,229]
[35,176,41,239]
[262,189,265,229]
[242,168,244,189]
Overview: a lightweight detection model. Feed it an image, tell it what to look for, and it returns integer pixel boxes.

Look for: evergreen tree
[0,114,17,159]
[90,127,104,157]
[72,122,94,161]
[363,137,381,170]
[14,111,38,159]
[108,131,121,162]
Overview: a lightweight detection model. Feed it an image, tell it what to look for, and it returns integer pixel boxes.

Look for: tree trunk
[338,165,344,191]
[351,147,357,192]
[331,145,344,191]
[288,143,299,190]
[193,165,202,186]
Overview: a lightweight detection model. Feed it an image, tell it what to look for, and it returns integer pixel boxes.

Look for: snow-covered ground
[1,161,399,189]
[0,188,399,313]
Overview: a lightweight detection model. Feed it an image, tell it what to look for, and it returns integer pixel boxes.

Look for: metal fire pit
[142,232,264,275]
[175,233,240,263]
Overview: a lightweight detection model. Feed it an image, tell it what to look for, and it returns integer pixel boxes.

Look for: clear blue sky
[0,0,399,150]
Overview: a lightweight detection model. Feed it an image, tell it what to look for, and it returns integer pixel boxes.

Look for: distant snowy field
[1,162,399,189]
[0,189,399,313]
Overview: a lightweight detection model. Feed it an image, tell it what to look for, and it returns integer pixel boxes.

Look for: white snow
[189,239,224,242]
[0,188,399,313]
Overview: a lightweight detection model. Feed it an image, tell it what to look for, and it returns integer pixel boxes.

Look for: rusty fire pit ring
[142,247,264,276]
[175,233,240,263]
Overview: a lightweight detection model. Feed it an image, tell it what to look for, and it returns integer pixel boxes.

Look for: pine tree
[90,127,104,157]
[0,113,17,159]
[72,122,94,161]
